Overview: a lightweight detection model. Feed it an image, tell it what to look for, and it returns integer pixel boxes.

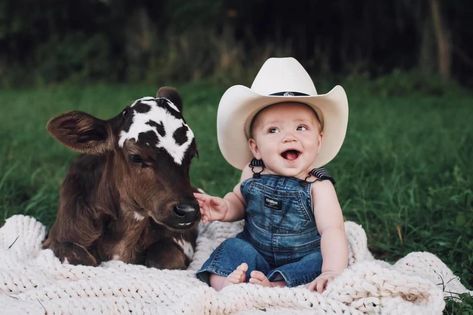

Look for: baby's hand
[194,192,229,223]
[307,271,340,293]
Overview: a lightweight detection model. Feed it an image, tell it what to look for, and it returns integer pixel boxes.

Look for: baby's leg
[196,238,271,290]
[267,251,323,287]
[210,263,248,291]
[249,270,286,288]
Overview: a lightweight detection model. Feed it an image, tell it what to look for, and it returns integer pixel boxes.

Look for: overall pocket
[247,182,312,233]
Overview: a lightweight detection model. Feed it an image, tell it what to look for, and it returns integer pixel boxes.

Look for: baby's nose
[282,133,297,142]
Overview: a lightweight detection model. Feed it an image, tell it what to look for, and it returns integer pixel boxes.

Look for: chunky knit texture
[0,215,471,314]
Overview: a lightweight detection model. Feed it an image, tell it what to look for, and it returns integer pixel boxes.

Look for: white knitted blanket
[0,215,471,314]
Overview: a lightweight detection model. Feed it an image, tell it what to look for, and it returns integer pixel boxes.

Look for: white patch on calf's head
[118,97,194,165]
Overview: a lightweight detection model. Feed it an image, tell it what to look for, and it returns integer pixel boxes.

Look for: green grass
[0,77,472,313]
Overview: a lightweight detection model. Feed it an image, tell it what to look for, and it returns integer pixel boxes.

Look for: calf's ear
[156,86,183,112]
[47,111,112,154]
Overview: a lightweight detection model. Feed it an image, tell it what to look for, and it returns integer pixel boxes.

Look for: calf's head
[47,87,200,230]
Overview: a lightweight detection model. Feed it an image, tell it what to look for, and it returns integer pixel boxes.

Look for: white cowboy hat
[217,57,349,170]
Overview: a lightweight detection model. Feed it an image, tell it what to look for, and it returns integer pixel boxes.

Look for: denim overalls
[196,173,332,287]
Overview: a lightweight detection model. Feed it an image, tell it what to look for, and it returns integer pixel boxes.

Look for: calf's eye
[129,154,144,164]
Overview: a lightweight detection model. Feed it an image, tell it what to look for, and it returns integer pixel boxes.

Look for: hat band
[270,91,309,96]
[268,92,324,129]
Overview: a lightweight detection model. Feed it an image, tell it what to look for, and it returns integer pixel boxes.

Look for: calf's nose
[173,202,199,222]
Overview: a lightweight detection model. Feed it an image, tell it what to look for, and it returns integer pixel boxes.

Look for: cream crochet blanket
[0,215,471,314]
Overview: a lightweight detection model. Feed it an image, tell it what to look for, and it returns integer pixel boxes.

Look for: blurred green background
[0,0,472,313]
[1,0,472,86]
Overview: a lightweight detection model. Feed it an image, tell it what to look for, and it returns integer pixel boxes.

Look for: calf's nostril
[173,203,198,217]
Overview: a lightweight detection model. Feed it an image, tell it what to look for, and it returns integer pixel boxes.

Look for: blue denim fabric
[196,175,322,287]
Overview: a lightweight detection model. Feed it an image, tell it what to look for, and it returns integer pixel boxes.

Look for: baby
[195,57,349,292]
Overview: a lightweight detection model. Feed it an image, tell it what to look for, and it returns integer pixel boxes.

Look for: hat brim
[217,84,348,170]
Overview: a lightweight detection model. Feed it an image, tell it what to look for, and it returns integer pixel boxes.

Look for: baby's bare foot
[224,263,248,286]
[249,270,272,287]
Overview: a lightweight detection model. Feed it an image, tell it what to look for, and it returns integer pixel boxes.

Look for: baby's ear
[248,138,262,160]
[316,132,323,154]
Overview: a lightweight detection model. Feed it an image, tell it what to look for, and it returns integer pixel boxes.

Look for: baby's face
[249,102,322,179]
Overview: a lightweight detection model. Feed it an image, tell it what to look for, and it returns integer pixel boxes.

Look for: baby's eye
[297,125,309,131]
[268,127,280,134]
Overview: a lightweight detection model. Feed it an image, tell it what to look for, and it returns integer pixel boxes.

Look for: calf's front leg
[45,240,98,266]
[145,239,190,269]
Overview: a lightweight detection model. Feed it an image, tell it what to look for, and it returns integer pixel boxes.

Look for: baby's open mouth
[281,149,301,161]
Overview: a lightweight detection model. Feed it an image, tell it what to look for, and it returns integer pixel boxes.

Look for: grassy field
[0,77,472,313]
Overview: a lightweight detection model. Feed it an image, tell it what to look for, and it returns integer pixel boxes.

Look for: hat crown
[250,57,318,96]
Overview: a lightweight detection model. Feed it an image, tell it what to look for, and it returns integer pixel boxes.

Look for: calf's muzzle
[169,201,200,229]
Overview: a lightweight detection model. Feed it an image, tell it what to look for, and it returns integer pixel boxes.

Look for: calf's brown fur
[43,87,200,269]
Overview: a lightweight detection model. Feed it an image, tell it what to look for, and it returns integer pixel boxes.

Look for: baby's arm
[194,186,245,222]
[308,180,348,292]
[194,165,253,223]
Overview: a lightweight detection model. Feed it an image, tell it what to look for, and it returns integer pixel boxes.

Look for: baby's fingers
[194,193,221,209]
[307,280,317,291]
[193,192,209,202]
[196,201,207,213]
[195,201,210,221]
[209,198,226,210]
[200,211,211,223]
[316,278,328,293]
[307,277,327,292]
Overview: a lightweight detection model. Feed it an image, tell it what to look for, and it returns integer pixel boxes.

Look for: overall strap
[249,158,265,178]
[304,167,336,185]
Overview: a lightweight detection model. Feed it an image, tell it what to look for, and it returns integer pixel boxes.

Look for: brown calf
[43,87,200,269]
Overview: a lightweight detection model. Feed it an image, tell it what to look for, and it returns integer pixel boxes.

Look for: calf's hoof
[49,242,98,266]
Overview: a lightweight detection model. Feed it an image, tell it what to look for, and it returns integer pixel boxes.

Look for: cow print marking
[146,120,166,137]
[133,102,151,113]
[118,97,194,165]
[138,130,159,147]
[173,125,188,145]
